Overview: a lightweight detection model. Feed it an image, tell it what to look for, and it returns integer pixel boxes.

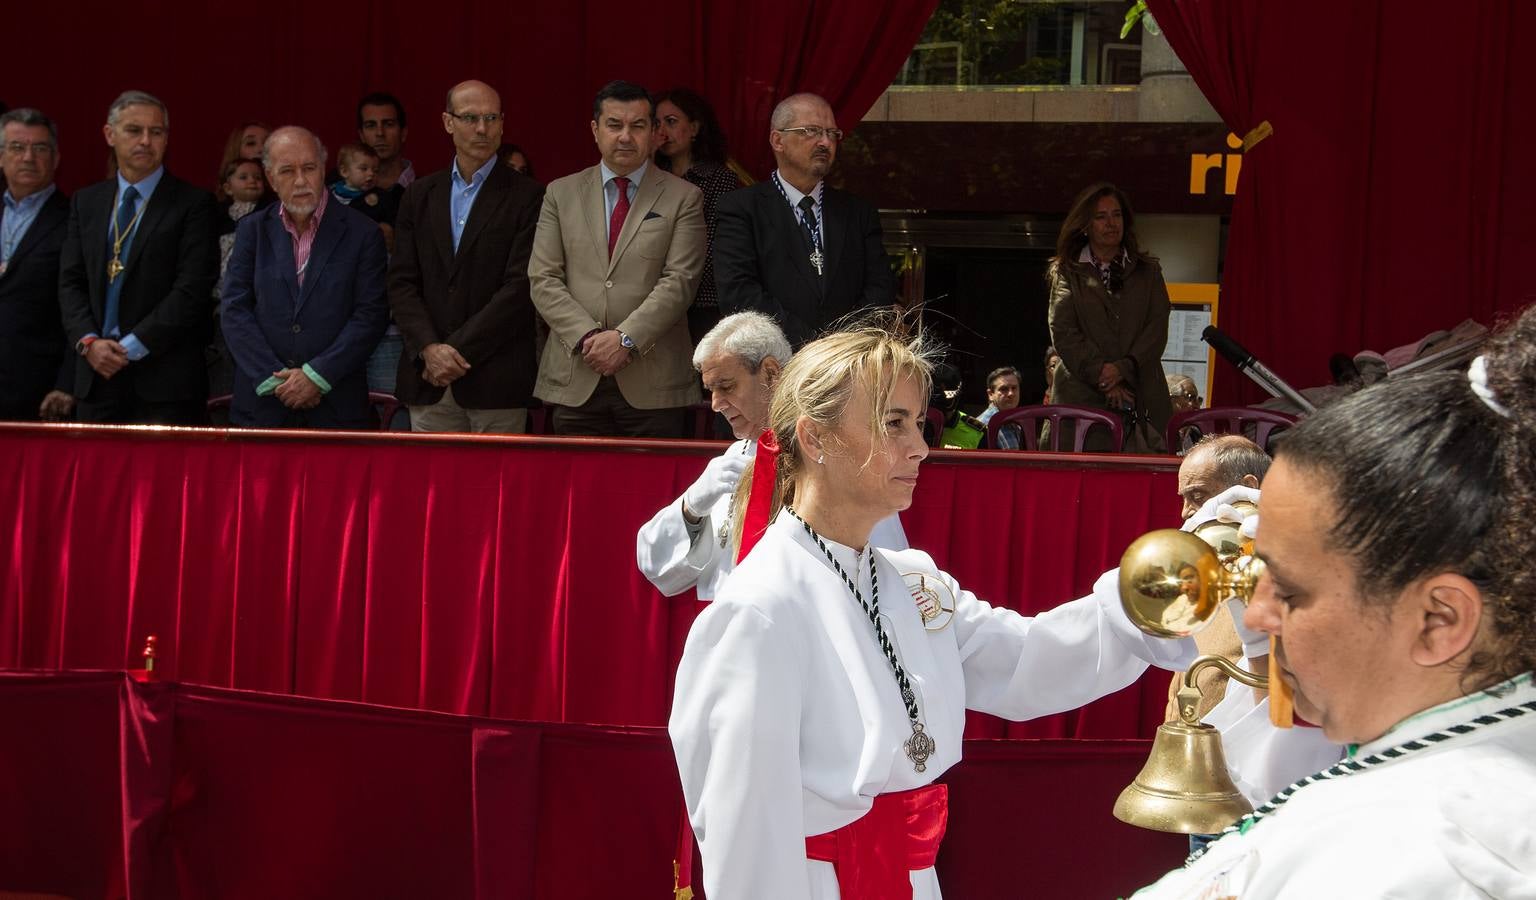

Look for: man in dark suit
[713,92,894,348]
[390,79,545,433]
[57,90,218,424]
[0,108,72,420]
[221,127,389,428]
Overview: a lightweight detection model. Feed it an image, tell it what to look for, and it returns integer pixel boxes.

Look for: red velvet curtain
[7,1,936,195]
[0,425,1183,740]
[1146,0,1536,404]
[0,672,1185,900]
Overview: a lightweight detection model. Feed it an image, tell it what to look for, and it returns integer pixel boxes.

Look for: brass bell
[1113,655,1266,833]
[1111,506,1295,833]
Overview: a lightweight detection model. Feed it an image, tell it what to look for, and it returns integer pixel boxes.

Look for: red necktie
[608,176,631,257]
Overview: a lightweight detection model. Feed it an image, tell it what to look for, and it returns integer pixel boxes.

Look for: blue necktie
[103,185,140,338]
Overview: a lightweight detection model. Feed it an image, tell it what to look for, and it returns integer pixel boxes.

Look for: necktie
[104,185,141,338]
[797,195,824,277]
[608,176,630,257]
[797,195,820,250]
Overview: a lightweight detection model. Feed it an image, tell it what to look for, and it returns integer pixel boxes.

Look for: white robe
[635,440,909,601]
[1202,656,1344,808]
[1134,672,1536,899]
[669,513,1197,900]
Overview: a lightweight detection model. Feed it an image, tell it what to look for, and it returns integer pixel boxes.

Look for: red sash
[804,784,948,900]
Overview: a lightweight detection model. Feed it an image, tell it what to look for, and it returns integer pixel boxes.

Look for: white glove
[1227,595,1270,658]
[682,452,750,518]
[1181,484,1262,533]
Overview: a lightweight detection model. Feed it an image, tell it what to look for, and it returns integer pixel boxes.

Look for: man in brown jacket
[529,80,705,437]
[389,79,544,432]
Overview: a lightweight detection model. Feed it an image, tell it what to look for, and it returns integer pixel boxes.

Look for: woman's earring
[817,454,825,465]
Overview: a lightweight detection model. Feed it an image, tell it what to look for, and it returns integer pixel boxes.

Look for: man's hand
[582,330,632,376]
[682,451,751,520]
[1106,384,1136,409]
[85,339,129,379]
[272,368,323,409]
[422,343,471,387]
[38,390,75,421]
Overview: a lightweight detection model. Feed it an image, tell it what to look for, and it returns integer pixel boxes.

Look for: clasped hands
[422,343,471,388]
[270,367,323,409]
[1096,363,1135,408]
[582,329,633,377]
[85,339,130,379]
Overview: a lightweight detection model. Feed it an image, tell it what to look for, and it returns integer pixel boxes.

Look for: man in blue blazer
[221,126,389,428]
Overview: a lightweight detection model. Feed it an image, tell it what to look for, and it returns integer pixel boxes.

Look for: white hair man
[636,311,907,600]
[1176,436,1342,853]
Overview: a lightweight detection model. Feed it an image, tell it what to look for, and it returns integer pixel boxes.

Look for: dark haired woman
[1135,304,1536,897]
[654,87,743,345]
[1047,183,1171,451]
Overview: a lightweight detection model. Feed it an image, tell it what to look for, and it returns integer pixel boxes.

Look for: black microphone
[1201,326,1317,413]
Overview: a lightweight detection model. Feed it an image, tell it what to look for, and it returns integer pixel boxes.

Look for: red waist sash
[804,784,948,900]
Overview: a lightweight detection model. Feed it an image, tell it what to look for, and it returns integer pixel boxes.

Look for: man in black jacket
[58,90,218,424]
[712,92,893,347]
[0,108,72,420]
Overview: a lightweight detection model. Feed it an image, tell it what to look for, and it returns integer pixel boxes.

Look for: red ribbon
[735,429,780,564]
[804,784,948,900]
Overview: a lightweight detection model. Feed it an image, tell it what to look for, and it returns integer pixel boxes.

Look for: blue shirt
[98,166,166,360]
[1,183,58,267]
[600,160,647,244]
[449,155,499,252]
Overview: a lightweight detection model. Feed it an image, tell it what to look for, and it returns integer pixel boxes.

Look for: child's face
[225,162,266,203]
[340,154,377,190]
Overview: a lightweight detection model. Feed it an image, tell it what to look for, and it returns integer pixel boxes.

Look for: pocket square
[643,211,663,220]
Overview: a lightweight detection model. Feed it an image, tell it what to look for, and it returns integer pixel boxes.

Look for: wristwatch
[75,335,98,357]
[618,332,637,352]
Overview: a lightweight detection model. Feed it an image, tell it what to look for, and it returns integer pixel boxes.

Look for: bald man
[713,92,894,347]
[389,79,545,433]
[221,126,389,427]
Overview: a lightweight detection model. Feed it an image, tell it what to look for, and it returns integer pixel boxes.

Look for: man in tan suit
[530,80,705,437]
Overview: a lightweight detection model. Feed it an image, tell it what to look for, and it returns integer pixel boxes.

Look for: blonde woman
[669,317,1196,899]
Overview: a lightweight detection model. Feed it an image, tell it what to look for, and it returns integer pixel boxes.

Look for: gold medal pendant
[107,257,124,282]
[902,572,956,632]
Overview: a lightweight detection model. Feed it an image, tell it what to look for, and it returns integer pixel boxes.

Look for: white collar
[1357,671,1536,757]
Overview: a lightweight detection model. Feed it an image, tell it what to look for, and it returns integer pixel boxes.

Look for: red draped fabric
[1146,0,1536,404]
[8,0,937,194]
[0,672,1185,900]
[0,424,1182,740]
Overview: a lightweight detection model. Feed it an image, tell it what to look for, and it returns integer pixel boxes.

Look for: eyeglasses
[777,126,844,143]
[448,113,503,127]
[4,141,55,157]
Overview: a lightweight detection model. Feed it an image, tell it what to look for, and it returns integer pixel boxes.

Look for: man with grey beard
[220,126,388,428]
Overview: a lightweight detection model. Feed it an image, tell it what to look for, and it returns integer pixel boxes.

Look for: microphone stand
[1201,326,1317,415]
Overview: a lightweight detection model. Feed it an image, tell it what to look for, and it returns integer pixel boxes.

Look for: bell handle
[1175,653,1268,725]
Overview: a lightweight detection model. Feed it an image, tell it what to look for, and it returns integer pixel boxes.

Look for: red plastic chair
[1164,407,1297,453]
[367,392,403,431]
[924,406,946,447]
[987,404,1124,452]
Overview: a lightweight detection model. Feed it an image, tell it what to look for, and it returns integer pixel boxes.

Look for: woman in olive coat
[1046,182,1172,452]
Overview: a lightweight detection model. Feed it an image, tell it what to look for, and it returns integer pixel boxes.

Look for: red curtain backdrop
[5,1,937,195]
[1146,0,1536,403]
[0,425,1183,740]
[0,672,1185,900]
